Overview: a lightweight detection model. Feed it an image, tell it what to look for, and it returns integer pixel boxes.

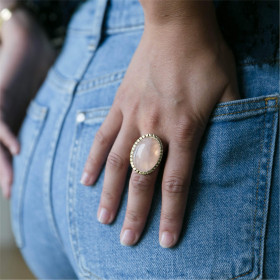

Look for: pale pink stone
[133,137,161,172]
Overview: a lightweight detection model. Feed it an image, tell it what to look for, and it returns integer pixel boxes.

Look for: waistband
[68,0,278,65]
[68,0,144,34]
[49,0,278,95]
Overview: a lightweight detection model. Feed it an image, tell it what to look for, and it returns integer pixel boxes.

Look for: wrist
[140,0,216,26]
[140,0,223,51]
[142,21,224,56]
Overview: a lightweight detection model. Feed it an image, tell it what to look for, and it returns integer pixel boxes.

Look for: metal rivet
[88,44,96,51]
[76,112,86,123]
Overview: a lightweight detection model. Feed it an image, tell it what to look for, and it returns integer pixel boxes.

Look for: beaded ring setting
[130,134,163,175]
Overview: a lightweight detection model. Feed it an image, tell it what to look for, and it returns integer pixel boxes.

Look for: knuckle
[163,175,186,195]
[175,118,199,144]
[125,209,144,224]
[130,173,152,193]
[107,152,125,170]
[127,103,139,117]
[161,211,177,225]
[142,112,160,131]
[102,189,116,203]
[95,129,109,147]
[149,112,160,128]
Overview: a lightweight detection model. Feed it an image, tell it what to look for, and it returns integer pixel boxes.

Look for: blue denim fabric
[10,0,279,279]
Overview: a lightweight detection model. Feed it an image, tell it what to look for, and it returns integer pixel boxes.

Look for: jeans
[10,0,279,279]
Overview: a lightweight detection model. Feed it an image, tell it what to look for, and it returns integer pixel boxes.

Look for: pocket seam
[228,101,277,280]
[255,106,277,280]
[67,120,103,279]
[229,105,268,280]
[212,96,278,120]
[12,101,49,248]
[214,104,277,118]
[217,96,278,109]
[27,100,48,121]
[76,70,126,94]
[76,107,110,125]
[230,270,253,280]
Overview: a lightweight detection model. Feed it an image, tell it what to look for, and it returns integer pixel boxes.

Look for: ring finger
[120,169,159,246]
[120,133,164,246]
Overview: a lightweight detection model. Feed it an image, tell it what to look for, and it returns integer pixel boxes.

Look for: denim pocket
[67,106,110,279]
[68,95,278,280]
[11,100,48,249]
[184,95,279,279]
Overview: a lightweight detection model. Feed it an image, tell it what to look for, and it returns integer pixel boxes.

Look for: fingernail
[120,229,136,246]
[160,231,175,248]
[80,172,92,185]
[98,208,110,224]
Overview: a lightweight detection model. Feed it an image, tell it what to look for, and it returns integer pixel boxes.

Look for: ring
[130,134,163,175]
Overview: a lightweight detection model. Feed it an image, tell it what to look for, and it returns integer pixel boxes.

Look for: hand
[81,1,240,248]
[0,6,55,199]
[0,122,19,199]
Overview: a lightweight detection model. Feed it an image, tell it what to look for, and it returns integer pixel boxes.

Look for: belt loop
[73,0,109,78]
[88,0,109,51]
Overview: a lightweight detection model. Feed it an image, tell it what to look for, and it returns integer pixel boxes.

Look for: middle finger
[119,132,165,246]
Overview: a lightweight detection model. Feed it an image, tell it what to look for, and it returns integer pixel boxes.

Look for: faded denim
[10,0,279,279]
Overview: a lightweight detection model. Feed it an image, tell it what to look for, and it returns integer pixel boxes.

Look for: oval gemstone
[132,136,161,173]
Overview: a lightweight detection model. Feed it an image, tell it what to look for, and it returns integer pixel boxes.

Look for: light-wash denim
[10,0,279,279]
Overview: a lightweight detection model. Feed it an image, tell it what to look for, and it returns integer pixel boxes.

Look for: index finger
[80,106,122,185]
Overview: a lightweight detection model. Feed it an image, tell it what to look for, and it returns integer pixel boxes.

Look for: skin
[81,0,240,248]
[0,0,240,249]
[0,4,55,199]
